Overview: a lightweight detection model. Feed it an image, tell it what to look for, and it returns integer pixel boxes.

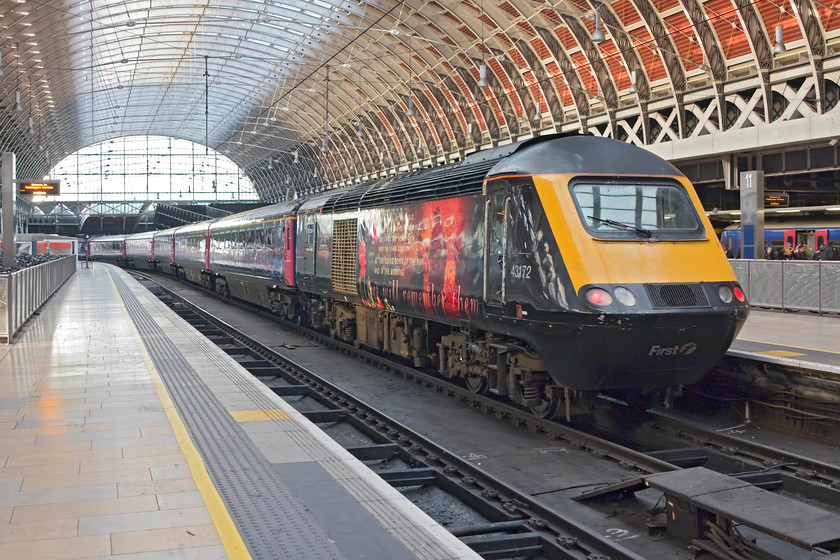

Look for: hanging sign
[15,180,61,196]
[764,192,789,207]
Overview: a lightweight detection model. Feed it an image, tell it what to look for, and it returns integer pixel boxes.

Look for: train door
[283,219,295,286]
[783,229,795,249]
[815,229,828,250]
[297,213,317,283]
[484,180,509,307]
[204,231,211,269]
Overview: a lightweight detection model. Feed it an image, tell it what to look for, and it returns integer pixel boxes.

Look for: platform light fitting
[478,63,489,88]
[293,149,299,164]
[0,52,3,78]
[629,70,638,94]
[321,136,329,153]
[406,99,415,117]
[14,89,22,112]
[356,119,363,138]
[28,117,34,134]
[533,101,541,124]
[774,24,786,54]
[592,10,606,43]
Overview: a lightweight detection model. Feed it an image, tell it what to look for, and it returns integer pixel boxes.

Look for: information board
[765,193,789,207]
[16,180,61,196]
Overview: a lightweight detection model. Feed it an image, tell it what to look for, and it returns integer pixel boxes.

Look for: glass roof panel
[45,135,259,204]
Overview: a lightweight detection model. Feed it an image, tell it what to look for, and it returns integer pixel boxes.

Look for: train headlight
[733,286,746,302]
[613,286,636,307]
[718,286,733,304]
[586,288,613,307]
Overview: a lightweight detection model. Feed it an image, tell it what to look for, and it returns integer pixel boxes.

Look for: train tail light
[586,288,613,307]
[733,286,746,302]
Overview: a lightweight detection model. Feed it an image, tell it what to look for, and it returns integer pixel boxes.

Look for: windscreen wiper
[588,215,653,238]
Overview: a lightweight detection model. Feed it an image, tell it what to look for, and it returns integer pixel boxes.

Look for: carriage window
[571,180,703,240]
[306,223,315,247]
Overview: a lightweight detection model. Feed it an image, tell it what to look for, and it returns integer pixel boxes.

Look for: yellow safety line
[105,267,252,560]
[737,338,840,356]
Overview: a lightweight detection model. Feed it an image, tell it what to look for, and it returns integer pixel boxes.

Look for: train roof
[89,234,126,242]
[174,220,213,235]
[127,230,156,240]
[295,134,682,215]
[487,134,681,178]
[209,201,298,230]
[153,228,176,239]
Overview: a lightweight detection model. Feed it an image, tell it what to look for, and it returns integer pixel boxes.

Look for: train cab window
[571,180,703,240]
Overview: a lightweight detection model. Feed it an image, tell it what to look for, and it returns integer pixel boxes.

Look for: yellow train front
[470,134,749,411]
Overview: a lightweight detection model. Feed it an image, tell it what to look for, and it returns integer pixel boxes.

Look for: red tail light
[733,286,745,302]
[587,288,613,306]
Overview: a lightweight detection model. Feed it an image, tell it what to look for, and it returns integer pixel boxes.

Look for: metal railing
[0,256,77,342]
[729,259,840,313]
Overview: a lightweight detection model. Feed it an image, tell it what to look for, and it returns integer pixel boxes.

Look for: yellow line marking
[756,350,806,358]
[230,409,292,422]
[104,267,252,560]
[738,338,840,356]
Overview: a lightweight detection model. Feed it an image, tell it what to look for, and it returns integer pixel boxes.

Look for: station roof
[1,0,838,202]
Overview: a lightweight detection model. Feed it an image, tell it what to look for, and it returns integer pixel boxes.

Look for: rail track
[129,268,840,559]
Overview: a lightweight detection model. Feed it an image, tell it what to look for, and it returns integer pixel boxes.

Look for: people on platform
[817,242,838,261]
[793,244,810,260]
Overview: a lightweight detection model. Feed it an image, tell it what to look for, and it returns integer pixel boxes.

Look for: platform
[731,308,840,373]
[0,263,479,559]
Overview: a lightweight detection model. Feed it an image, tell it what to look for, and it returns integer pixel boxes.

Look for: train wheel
[465,374,488,395]
[529,392,561,419]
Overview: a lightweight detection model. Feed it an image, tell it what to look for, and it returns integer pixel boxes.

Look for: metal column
[1,153,16,269]
[739,170,765,259]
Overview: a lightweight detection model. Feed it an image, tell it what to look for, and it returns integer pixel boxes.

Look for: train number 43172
[511,264,532,279]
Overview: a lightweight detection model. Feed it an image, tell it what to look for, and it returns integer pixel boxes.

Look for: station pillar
[739,170,764,259]
[1,153,15,268]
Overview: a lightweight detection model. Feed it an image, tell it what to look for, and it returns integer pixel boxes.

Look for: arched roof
[1,0,839,202]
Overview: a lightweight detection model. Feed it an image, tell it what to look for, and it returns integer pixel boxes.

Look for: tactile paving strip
[120,270,463,560]
[109,270,346,560]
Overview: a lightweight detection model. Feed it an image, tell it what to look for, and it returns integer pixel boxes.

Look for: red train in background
[90,134,749,418]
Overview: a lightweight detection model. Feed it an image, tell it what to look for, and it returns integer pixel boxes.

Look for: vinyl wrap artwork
[357,195,485,319]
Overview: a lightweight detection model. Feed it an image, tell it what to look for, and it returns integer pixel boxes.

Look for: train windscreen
[570,180,704,240]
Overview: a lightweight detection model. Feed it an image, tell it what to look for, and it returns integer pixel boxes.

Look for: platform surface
[0,264,478,559]
[731,308,840,373]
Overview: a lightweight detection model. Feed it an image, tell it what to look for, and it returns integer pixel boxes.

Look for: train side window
[264,226,272,249]
[509,183,535,254]
[306,223,315,247]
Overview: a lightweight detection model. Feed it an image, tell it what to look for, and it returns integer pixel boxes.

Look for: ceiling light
[406,99,415,117]
[14,89,22,111]
[629,70,637,93]
[592,10,606,43]
[774,24,786,54]
[478,63,489,88]
[356,119,363,138]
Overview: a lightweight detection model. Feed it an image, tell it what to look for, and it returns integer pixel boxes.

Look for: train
[90,133,749,418]
[721,218,840,257]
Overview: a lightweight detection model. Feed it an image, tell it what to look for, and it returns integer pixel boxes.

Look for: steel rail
[133,270,654,560]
